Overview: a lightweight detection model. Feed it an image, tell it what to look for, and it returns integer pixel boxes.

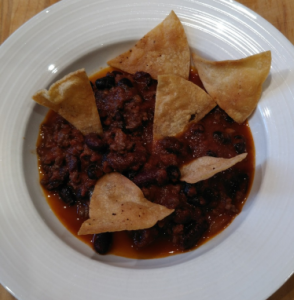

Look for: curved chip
[192,51,271,123]
[32,69,103,136]
[153,74,216,141]
[180,153,247,184]
[107,11,190,80]
[78,173,174,235]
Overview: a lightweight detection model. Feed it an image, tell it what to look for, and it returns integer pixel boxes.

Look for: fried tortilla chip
[78,173,174,235]
[180,153,247,184]
[192,51,271,123]
[153,75,216,141]
[32,69,103,136]
[107,11,190,80]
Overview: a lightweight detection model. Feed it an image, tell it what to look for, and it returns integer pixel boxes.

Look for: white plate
[1,0,294,299]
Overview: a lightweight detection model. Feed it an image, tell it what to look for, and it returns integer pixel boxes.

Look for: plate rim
[1,1,294,299]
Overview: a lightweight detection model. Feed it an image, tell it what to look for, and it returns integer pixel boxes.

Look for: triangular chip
[153,74,216,141]
[32,69,103,136]
[192,51,271,123]
[180,153,247,184]
[78,173,174,235]
[107,11,190,80]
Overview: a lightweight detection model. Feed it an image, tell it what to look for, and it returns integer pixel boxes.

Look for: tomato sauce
[37,67,254,259]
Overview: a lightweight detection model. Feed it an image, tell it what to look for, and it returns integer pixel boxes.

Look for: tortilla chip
[32,69,103,136]
[153,75,216,141]
[180,153,247,184]
[192,51,271,123]
[107,11,190,80]
[78,173,174,235]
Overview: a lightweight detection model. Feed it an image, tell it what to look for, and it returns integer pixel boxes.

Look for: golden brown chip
[107,11,190,80]
[78,173,174,235]
[180,153,247,184]
[32,69,103,136]
[153,75,216,141]
[192,51,271,123]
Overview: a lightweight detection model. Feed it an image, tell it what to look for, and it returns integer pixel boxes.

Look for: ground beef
[37,70,253,255]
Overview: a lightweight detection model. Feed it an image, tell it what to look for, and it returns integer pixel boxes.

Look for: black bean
[234,142,246,154]
[59,186,76,206]
[166,166,181,183]
[85,133,105,151]
[132,171,155,187]
[87,164,103,180]
[95,76,115,90]
[87,164,97,180]
[118,78,133,88]
[213,131,231,145]
[213,131,223,141]
[132,227,158,248]
[233,135,246,153]
[93,233,112,254]
[157,137,183,154]
[225,173,249,199]
[133,169,167,187]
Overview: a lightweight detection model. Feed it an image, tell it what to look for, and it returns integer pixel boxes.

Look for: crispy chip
[78,173,174,235]
[153,75,216,141]
[180,153,247,184]
[192,51,271,123]
[107,11,190,80]
[32,69,103,136]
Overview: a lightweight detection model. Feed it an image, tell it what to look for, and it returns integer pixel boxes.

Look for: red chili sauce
[37,67,254,259]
